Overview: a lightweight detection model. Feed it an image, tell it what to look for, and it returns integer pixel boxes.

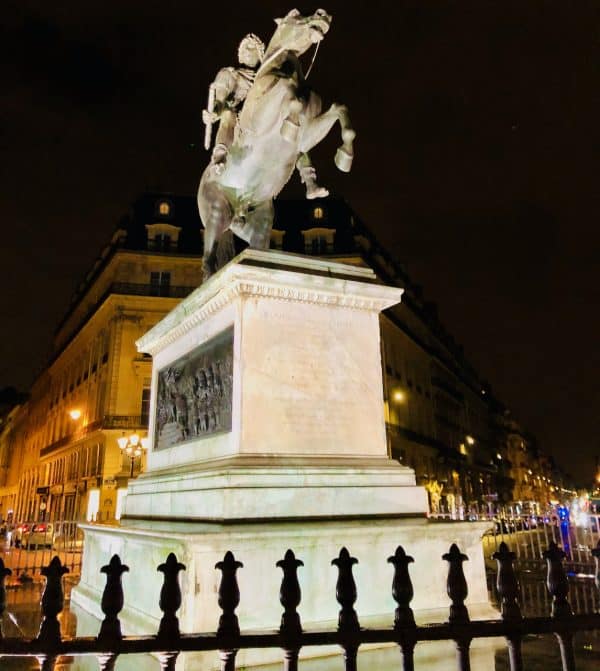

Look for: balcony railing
[40,416,146,457]
[0,539,599,671]
[109,282,193,299]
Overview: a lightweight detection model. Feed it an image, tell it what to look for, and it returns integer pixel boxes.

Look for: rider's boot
[299,165,329,200]
[211,143,228,175]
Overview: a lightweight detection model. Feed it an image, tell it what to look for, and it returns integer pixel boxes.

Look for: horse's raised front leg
[299,102,355,172]
[281,99,304,144]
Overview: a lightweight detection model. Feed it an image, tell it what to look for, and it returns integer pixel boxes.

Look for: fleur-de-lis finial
[442,544,469,624]
[543,542,572,618]
[98,554,129,642]
[492,542,521,621]
[277,549,304,638]
[157,553,186,640]
[332,547,360,633]
[215,551,243,638]
[387,546,415,628]
[38,556,69,644]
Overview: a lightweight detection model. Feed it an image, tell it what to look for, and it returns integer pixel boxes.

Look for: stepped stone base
[72,517,495,669]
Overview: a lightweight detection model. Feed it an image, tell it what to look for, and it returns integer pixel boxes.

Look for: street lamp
[117,433,149,478]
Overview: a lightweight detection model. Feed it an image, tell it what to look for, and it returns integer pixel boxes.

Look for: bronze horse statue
[198,8,355,278]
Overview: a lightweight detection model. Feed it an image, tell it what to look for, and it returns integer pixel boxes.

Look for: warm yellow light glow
[459,443,467,455]
[466,435,475,445]
[69,409,82,421]
[86,489,100,522]
[496,453,502,460]
[129,433,140,446]
[313,206,324,220]
[392,389,405,403]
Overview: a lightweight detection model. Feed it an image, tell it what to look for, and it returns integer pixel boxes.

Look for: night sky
[2,1,599,484]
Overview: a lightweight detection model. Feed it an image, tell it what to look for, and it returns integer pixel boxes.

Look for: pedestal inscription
[154,327,233,450]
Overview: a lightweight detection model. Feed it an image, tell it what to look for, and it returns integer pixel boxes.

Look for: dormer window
[158,201,171,216]
[313,206,324,220]
[146,222,182,251]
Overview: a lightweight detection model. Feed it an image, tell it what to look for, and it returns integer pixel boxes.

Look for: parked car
[8,522,32,548]
[22,522,54,549]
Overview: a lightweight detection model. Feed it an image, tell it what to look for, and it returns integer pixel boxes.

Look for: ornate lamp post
[117,433,149,478]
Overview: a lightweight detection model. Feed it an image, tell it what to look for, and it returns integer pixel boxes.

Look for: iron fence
[2,520,83,578]
[481,513,600,573]
[0,540,599,671]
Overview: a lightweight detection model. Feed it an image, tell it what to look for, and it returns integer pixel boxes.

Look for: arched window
[159,201,170,215]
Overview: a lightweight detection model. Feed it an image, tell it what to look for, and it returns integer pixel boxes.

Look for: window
[313,206,324,220]
[158,201,170,215]
[154,233,172,251]
[150,271,171,296]
[87,489,100,522]
[141,387,151,426]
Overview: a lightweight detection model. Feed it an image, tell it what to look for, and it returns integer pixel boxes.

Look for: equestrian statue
[198,8,355,278]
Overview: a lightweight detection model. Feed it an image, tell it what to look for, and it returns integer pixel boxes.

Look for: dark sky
[1,1,599,484]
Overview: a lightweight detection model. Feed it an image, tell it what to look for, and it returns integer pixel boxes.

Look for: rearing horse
[197,8,355,278]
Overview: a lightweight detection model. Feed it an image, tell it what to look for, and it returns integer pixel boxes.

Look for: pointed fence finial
[332,547,360,633]
[387,546,415,628]
[277,549,304,638]
[157,553,186,641]
[492,542,522,621]
[387,547,417,671]
[37,556,69,645]
[98,554,129,643]
[543,542,572,618]
[442,544,470,624]
[0,558,12,640]
[215,551,243,638]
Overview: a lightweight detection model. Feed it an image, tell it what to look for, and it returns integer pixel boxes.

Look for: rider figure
[203,33,264,173]
[203,33,328,199]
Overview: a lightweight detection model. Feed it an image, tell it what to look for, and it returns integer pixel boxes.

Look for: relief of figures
[155,329,233,449]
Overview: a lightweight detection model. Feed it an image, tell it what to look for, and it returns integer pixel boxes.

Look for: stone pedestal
[72,251,493,667]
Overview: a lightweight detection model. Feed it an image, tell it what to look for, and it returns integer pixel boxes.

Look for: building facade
[2,194,203,523]
[0,194,566,523]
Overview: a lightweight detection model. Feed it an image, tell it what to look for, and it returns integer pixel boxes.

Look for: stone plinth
[125,250,428,521]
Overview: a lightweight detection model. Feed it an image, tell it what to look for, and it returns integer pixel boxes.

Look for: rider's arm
[212,67,238,116]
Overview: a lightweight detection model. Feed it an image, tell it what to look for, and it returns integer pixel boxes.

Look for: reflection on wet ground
[1,573,599,670]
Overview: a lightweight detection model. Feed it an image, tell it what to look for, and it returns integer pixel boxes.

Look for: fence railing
[2,520,83,578]
[478,513,600,572]
[0,540,600,671]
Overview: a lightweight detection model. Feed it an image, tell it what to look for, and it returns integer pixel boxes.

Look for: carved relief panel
[154,328,233,450]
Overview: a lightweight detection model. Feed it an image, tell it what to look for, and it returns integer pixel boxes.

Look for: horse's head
[269,8,331,57]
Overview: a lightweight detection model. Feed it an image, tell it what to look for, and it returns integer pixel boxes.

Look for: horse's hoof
[335,147,353,172]
[342,128,356,144]
[280,118,300,143]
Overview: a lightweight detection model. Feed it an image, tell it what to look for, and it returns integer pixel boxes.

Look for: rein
[305,41,320,79]
[256,40,321,80]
